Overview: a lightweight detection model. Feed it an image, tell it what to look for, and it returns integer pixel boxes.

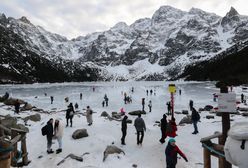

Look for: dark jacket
[134,117,146,132]
[121,116,128,131]
[165,142,187,166]
[160,116,167,130]
[191,107,199,122]
[66,104,74,118]
[46,121,53,138]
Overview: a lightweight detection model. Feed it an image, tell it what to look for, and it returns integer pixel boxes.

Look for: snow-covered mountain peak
[152,5,186,24]
[111,22,129,30]
[130,18,151,31]
[18,16,32,25]
[226,7,239,17]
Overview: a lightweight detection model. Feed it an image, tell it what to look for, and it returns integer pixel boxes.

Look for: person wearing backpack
[66,103,74,127]
[45,118,54,154]
[191,107,200,134]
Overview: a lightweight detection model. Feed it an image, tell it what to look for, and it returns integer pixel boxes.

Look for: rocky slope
[1,6,248,82]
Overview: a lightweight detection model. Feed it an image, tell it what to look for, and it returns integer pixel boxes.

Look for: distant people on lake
[131,87,134,93]
[179,89,182,95]
[241,93,245,103]
[120,107,125,115]
[65,97,69,103]
[150,89,153,95]
[146,90,149,96]
[104,94,109,107]
[148,100,152,112]
[50,96,54,104]
[102,100,105,107]
[142,98,145,111]
[80,93,82,100]
[74,103,79,109]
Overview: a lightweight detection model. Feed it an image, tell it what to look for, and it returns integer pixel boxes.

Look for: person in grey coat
[86,106,93,126]
[134,114,146,145]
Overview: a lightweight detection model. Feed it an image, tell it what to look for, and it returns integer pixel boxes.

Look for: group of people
[121,113,146,146]
[65,103,93,127]
[141,98,152,112]
[42,118,63,154]
[102,94,109,107]
[146,89,156,96]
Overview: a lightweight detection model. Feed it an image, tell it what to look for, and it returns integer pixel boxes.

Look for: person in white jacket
[54,119,64,154]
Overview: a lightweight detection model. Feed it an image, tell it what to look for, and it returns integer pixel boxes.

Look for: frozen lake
[0,81,218,113]
[0,81,242,168]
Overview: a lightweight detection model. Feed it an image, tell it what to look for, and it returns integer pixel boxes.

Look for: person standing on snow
[134,114,146,145]
[54,119,64,154]
[146,90,149,96]
[50,96,54,104]
[166,117,177,138]
[66,103,74,127]
[86,106,93,126]
[46,118,54,154]
[148,100,152,112]
[159,114,167,144]
[121,115,128,145]
[191,107,200,134]
[165,138,188,168]
[80,93,82,100]
[150,89,153,95]
[14,100,20,114]
[142,98,145,111]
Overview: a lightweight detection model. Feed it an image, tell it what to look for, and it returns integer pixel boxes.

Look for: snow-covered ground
[0,81,246,168]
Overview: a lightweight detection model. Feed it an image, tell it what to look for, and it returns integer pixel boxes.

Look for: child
[165,138,188,168]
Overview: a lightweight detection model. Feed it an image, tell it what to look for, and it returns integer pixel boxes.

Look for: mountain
[1,6,248,83]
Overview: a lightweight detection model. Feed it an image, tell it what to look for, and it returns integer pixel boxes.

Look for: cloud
[0,0,247,39]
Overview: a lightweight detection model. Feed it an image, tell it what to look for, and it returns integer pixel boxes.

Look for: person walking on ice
[148,100,152,112]
[134,114,146,145]
[44,118,54,154]
[165,138,188,168]
[191,107,200,134]
[66,103,74,127]
[54,119,64,154]
[86,106,93,126]
[121,115,128,145]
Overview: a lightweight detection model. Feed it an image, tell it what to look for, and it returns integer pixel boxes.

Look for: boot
[56,148,62,154]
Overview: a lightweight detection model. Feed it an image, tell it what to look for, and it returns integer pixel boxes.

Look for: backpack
[41,125,48,136]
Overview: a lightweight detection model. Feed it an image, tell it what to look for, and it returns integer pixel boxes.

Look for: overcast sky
[0,0,246,39]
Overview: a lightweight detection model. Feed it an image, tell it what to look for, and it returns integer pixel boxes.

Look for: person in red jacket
[165,138,188,168]
[166,117,177,138]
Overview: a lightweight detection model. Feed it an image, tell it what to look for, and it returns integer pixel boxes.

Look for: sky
[0,0,247,39]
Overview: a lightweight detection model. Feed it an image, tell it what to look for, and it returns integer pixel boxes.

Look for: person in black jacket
[66,103,74,127]
[159,114,167,144]
[121,115,128,145]
[191,107,199,134]
[46,118,54,154]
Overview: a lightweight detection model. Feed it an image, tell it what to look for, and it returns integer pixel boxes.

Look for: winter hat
[169,138,176,143]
